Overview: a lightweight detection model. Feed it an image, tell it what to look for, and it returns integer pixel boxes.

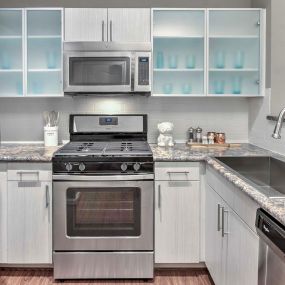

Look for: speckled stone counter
[151,143,270,161]
[0,143,60,162]
[151,143,285,225]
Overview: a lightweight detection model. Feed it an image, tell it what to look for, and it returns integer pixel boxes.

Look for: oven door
[53,175,153,251]
[63,52,132,93]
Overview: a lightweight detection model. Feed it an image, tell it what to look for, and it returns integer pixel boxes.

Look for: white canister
[44,126,58,147]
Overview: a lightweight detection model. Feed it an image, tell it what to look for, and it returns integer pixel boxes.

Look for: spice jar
[207,132,216,144]
[215,132,226,144]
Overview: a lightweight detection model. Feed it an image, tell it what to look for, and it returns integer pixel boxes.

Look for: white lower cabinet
[7,168,52,264]
[205,182,259,285]
[155,162,200,264]
[0,170,8,263]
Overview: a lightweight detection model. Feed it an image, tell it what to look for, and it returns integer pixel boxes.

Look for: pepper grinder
[196,127,203,143]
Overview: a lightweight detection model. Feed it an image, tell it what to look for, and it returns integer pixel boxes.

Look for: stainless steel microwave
[63,42,151,94]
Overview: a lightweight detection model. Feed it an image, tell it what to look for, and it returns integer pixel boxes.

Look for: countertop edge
[205,157,285,225]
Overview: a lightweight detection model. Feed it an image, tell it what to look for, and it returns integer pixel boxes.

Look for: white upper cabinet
[152,8,265,97]
[0,8,63,97]
[64,8,150,43]
[64,8,108,42]
[0,9,23,97]
[108,8,150,42]
[208,9,264,97]
[26,9,63,97]
[152,9,206,97]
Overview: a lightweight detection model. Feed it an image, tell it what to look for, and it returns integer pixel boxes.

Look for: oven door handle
[52,174,154,181]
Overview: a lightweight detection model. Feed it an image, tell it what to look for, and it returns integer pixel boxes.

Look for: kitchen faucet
[272,107,285,139]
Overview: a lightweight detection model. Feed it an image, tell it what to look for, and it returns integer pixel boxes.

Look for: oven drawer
[53,252,154,279]
[155,162,200,181]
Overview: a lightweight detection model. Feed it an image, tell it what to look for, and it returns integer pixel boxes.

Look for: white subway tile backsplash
[0,96,249,143]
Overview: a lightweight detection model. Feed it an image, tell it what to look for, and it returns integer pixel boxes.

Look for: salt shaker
[202,136,208,144]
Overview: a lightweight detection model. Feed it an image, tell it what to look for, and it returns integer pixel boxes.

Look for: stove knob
[79,163,86,172]
[65,163,73,172]
[121,163,128,172]
[133,163,141,172]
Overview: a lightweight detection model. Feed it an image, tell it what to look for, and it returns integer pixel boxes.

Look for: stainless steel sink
[215,156,285,199]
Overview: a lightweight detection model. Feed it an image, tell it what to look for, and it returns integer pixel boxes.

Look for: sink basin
[215,156,285,199]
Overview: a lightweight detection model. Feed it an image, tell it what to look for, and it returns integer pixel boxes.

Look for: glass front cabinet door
[208,9,264,97]
[0,8,63,97]
[152,9,206,96]
[26,9,62,96]
[0,9,23,97]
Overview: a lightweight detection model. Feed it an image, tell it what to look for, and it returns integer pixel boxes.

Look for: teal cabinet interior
[152,8,265,97]
[0,8,63,97]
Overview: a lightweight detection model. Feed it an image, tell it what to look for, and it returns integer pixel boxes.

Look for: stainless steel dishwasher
[256,208,285,285]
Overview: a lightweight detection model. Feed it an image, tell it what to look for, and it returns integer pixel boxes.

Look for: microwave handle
[110,20,113,41]
[102,20,105,42]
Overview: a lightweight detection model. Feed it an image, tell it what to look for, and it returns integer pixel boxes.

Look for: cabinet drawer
[8,170,51,182]
[155,162,200,181]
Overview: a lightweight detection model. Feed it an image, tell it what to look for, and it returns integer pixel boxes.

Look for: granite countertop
[1,142,284,225]
[151,143,270,161]
[0,143,61,162]
[151,143,285,225]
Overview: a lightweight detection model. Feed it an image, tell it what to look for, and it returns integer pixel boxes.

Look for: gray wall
[0,0,251,143]
[0,97,249,143]
[0,0,251,8]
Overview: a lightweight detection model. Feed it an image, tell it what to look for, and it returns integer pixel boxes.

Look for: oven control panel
[53,160,153,174]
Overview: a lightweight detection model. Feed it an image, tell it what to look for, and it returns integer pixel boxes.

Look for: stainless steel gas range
[52,114,154,280]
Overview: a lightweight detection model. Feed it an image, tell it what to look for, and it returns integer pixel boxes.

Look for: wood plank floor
[0,268,214,285]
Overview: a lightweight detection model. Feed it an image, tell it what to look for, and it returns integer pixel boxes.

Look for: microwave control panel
[138,57,149,85]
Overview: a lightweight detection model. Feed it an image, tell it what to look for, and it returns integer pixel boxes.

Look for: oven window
[66,187,141,237]
[69,57,130,86]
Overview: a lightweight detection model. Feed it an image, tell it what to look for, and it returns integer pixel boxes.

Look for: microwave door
[64,53,132,93]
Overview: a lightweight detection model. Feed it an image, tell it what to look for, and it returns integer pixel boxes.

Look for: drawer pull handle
[167,171,190,175]
[217,204,221,231]
[222,207,229,237]
[16,171,40,182]
[158,184,161,209]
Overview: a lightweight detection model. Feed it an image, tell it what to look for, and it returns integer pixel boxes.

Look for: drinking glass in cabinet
[182,83,192,94]
[185,55,196,69]
[215,51,226,69]
[234,51,245,69]
[46,51,57,69]
[0,52,11,69]
[232,77,242,94]
[156,51,164,69]
[163,83,173,94]
[168,55,178,69]
[16,82,22,95]
[213,80,225,94]
[32,82,43,94]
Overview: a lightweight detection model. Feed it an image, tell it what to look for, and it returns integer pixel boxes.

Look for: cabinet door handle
[45,185,50,208]
[217,203,221,231]
[110,20,113,41]
[158,184,161,209]
[222,207,229,237]
[102,20,105,41]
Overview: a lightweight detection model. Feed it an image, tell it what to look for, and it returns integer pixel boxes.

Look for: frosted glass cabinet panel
[208,10,263,96]
[0,10,23,97]
[152,9,206,96]
[26,9,62,96]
